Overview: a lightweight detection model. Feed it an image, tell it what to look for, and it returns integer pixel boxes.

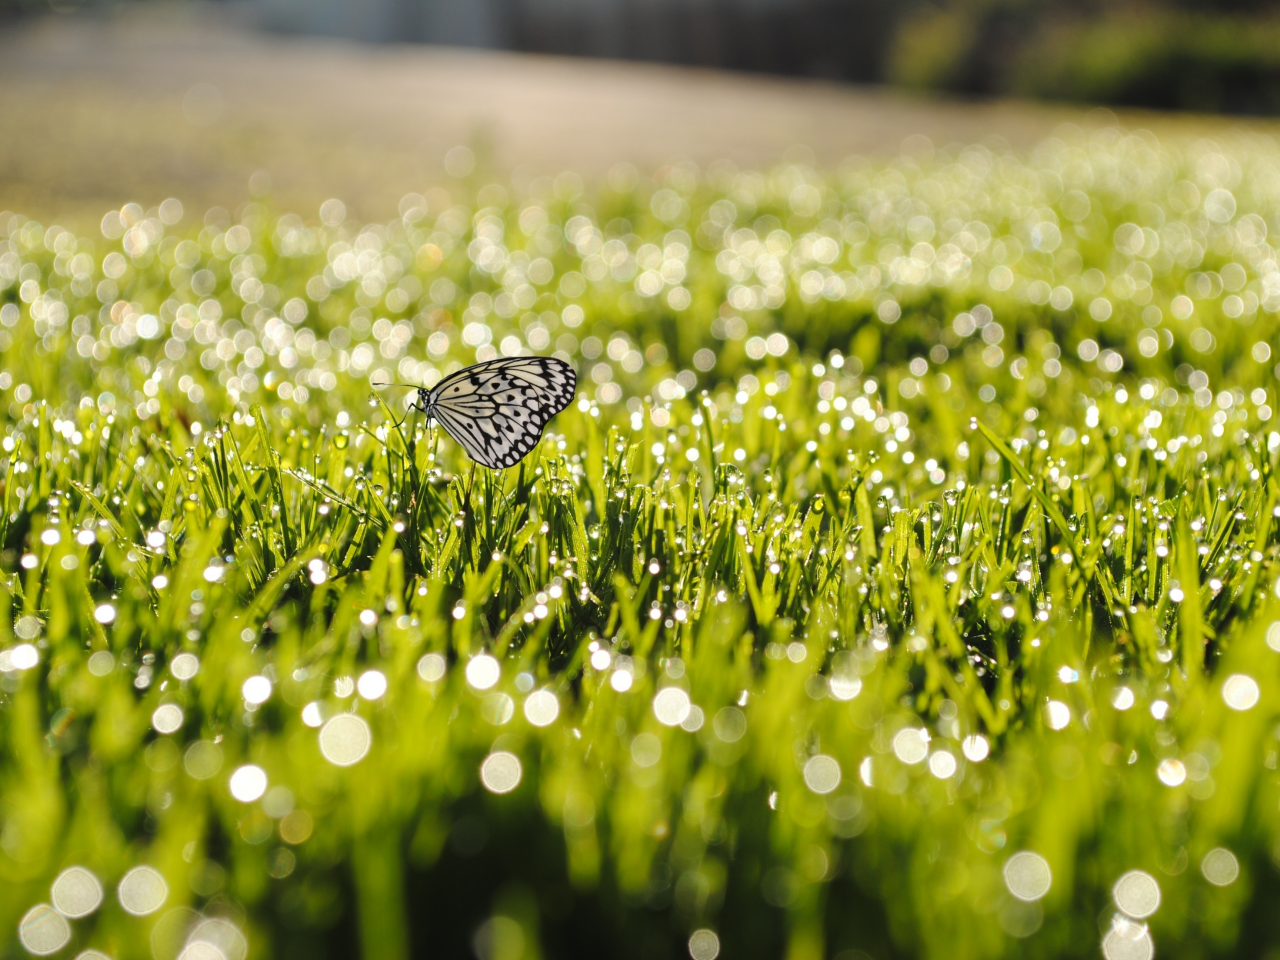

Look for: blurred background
[6,0,1280,111]
[249,0,1280,116]
[10,0,1280,225]
[2,0,1275,224]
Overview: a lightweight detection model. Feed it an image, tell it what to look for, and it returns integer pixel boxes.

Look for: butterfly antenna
[372,381,423,390]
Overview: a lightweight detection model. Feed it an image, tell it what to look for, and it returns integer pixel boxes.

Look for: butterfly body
[397,356,577,469]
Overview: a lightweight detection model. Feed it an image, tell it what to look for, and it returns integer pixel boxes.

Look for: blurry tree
[8,0,1280,113]
[890,0,1280,113]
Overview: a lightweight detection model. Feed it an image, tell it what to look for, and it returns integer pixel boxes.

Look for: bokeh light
[523,690,559,726]
[229,765,269,801]
[1221,674,1260,710]
[1102,919,1155,960]
[117,866,168,916]
[1201,848,1240,886]
[1157,759,1186,787]
[928,750,958,779]
[480,752,522,794]
[688,929,721,960]
[86,651,115,676]
[242,675,272,704]
[893,728,929,765]
[803,755,842,794]
[1112,870,1161,919]
[417,653,447,682]
[152,703,185,734]
[653,687,691,726]
[1003,852,1052,901]
[50,866,103,918]
[184,741,223,780]
[186,917,249,960]
[17,905,70,955]
[357,669,388,700]
[170,653,200,680]
[466,655,501,691]
[319,715,372,766]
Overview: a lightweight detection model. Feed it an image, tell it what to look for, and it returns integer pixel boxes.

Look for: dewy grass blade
[973,417,1122,617]
[67,479,129,541]
[0,129,1278,960]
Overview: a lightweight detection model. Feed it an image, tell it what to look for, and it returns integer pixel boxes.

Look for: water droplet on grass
[1003,852,1052,901]
[480,751,522,794]
[18,904,70,955]
[117,866,167,915]
[319,714,371,766]
[51,866,103,918]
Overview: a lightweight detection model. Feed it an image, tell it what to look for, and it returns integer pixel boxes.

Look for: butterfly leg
[390,400,428,430]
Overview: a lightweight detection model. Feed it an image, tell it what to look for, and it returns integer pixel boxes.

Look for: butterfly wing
[426,357,577,469]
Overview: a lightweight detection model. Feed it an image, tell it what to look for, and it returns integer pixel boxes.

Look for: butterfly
[380,356,577,469]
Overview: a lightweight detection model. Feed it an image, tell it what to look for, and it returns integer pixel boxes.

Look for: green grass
[1,127,1280,960]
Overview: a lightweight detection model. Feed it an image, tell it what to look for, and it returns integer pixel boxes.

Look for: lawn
[1,127,1279,960]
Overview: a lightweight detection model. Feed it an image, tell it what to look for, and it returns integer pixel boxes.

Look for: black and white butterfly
[381,356,577,469]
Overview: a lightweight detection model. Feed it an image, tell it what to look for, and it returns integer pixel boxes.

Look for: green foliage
[1012,12,1280,114]
[1,129,1279,959]
[888,7,977,92]
[889,1,1280,114]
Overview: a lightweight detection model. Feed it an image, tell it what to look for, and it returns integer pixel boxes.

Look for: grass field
[1,126,1280,960]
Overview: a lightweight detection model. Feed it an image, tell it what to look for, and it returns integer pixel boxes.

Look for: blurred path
[0,4,1272,223]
